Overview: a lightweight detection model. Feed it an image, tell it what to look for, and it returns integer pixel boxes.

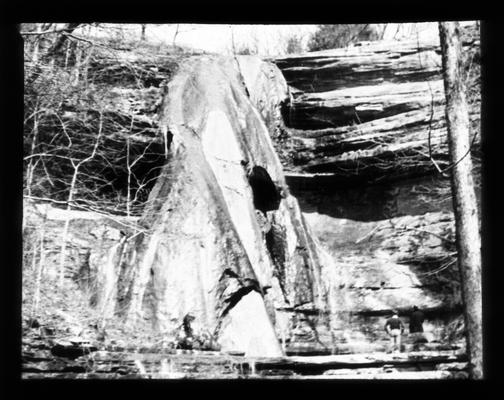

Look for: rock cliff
[23,27,479,363]
[266,27,479,351]
[33,56,337,357]
[273,32,480,185]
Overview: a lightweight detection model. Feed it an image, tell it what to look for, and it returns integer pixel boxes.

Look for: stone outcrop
[88,56,336,357]
[265,28,480,352]
[23,26,479,365]
[22,53,339,359]
[272,32,480,185]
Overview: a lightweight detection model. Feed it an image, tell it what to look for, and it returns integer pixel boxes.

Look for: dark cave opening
[246,166,290,303]
[247,166,281,213]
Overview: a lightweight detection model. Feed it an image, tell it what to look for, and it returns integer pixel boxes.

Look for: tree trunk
[47,23,81,58]
[438,21,483,379]
[64,40,70,69]
[32,226,45,317]
[126,135,132,217]
[25,100,40,198]
[31,24,42,63]
[172,24,180,47]
[81,44,94,88]
[58,165,80,287]
[72,41,82,86]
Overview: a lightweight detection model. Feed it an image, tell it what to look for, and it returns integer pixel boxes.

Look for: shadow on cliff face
[287,174,454,222]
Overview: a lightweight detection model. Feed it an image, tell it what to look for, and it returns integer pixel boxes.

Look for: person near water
[384,311,405,353]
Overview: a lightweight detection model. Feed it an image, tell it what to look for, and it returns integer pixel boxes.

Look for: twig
[417,258,457,276]
[399,225,455,245]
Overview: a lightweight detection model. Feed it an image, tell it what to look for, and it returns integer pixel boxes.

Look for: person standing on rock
[384,311,405,353]
[409,306,427,348]
[177,313,196,350]
[409,306,425,334]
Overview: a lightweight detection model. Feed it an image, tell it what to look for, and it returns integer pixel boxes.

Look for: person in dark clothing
[409,306,428,348]
[183,313,195,338]
[384,311,405,353]
[178,313,196,349]
[409,306,425,333]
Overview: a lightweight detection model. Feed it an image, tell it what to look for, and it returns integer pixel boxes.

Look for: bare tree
[172,24,196,48]
[438,21,483,379]
[58,112,103,287]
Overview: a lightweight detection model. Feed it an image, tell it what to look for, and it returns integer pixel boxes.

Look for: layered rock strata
[273,34,480,185]
[267,30,479,350]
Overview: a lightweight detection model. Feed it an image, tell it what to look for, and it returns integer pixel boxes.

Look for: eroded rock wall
[93,56,333,356]
[267,31,479,351]
[273,31,480,185]
[23,33,477,356]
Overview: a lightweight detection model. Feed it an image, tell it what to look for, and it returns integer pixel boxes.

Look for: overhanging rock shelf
[272,35,480,186]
